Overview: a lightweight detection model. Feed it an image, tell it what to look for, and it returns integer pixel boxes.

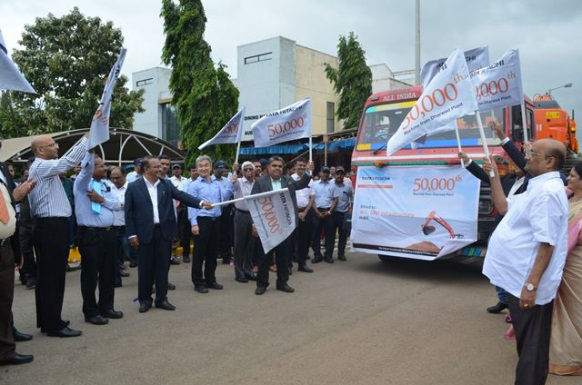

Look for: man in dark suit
[251,156,312,295]
[124,156,212,313]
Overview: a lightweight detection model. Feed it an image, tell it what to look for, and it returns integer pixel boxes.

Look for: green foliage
[161,0,239,166]
[324,32,372,129]
[0,7,144,138]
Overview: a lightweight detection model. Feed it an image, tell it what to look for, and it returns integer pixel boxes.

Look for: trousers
[233,210,255,280]
[0,242,15,360]
[137,226,171,305]
[257,237,290,288]
[192,217,219,287]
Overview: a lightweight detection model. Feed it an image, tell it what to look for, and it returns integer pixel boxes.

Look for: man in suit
[124,156,212,313]
[251,156,312,295]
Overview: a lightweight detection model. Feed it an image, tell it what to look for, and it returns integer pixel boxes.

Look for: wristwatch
[524,283,536,292]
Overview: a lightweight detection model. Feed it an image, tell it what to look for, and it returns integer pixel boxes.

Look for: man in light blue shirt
[212,160,235,265]
[311,167,337,263]
[73,152,123,326]
[328,166,353,261]
[187,156,233,293]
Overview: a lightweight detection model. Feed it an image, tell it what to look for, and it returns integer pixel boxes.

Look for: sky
[1,0,581,121]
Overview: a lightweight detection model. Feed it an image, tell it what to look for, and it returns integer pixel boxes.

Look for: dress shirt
[232,177,254,211]
[312,179,335,209]
[187,176,233,226]
[28,136,88,218]
[332,181,354,213]
[292,173,313,209]
[126,171,139,184]
[170,175,186,189]
[270,177,282,191]
[73,153,119,228]
[109,180,128,226]
[483,171,568,305]
[144,177,161,224]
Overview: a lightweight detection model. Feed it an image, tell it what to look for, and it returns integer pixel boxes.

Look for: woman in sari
[549,160,582,376]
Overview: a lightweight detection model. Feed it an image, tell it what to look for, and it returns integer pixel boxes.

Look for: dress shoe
[155,300,176,311]
[255,286,267,295]
[276,284,295,293]
[338,255,347,261]
[25,278,36,290]
[312,256,323,264]
[298,265,314,273]
[194,286,209,294]
[486,301,508,314]
[12,328,33,342]
[139,302,152,313]
[46,326,82,337]
[168,282,176,291]
[208,282,223,290]
[85,315,109,325]
[0,353,34,365]
[170,256,181,265]
[114,282,122,288]
[101,309,124,319]
[288,266,293,275]
[120,270,130,277]
[183,256,191,263]
[129,261,138,268]
[245,272,257,281]
[324,257,334,264]
[235,277,249,283]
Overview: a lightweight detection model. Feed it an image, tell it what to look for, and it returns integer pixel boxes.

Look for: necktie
[0,186,10,224]
[91,180,102,214]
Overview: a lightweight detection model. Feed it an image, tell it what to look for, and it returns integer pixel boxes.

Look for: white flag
[88,48,127,149]
[246,188,296,253]
[252,98,311,148]
[421,46,489,87]
[198,107,245,150]
[387,49,478,155]
[471,49,523,112]
[0,29,35,93]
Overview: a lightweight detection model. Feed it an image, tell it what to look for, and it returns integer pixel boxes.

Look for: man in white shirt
[291,157,314,272]
[170,164,190,263]
[109,167,131,286]
[483,139,568,385]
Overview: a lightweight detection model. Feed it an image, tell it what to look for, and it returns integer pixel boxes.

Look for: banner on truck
[350,166,481,260]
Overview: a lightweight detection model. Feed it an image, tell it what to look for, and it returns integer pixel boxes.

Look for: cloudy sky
[2,0,581,122]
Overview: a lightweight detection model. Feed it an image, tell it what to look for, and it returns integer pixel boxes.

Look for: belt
[317,207,330,211]
[198,216,219,222]
[112,225,126,230]
[235,208,249,214]
[79,226,113,232]
[298,207,309,213]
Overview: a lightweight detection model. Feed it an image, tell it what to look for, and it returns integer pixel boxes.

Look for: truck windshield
[356,100,504,150]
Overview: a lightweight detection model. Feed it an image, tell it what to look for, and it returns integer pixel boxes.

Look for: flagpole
[454,125,465,168]
[309,135,313,164]
[520,100,529,142]
[211,188,289,207]
[234,141,241,165]
[475,111,495,177]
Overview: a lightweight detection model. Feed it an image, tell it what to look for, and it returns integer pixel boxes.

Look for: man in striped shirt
[28,134,89,338]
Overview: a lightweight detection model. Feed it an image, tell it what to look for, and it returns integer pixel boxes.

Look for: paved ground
[2,252,579,385]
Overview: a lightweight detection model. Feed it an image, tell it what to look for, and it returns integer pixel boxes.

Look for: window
[136,78,153,87]
[161,103,180,146]
[326,102,335,133]
[244,52,273,64]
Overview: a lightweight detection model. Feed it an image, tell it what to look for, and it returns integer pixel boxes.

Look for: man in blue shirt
[74,153,123,326]
[311,167,337,263]
[187,155,233,293]
[213,160,234,265]
[328,166,353,261]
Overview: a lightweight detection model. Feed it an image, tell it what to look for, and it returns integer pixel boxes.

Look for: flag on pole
[420,46,489,88]
[198,107,245,150]
[251,98,311,148]
[88,48,127,149]
[387,49,478,155]
[0,29,35,93]
[470,49,523,112]
[246,188,296,253]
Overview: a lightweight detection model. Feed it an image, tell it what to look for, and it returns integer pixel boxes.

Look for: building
[131,36,410,146]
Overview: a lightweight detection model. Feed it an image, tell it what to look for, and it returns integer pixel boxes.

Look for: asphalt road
[2,252,579,385]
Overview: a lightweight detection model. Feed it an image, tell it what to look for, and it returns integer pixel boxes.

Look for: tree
[324,32,372,129]
[161,0,239,165]
[0,7,144,137]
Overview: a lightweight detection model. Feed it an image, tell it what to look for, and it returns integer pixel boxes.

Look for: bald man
[28,133,89,338]
[484,139,568,385]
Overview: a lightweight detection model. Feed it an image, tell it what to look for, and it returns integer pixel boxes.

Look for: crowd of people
[0,133,353,366]
[460,121,582,384]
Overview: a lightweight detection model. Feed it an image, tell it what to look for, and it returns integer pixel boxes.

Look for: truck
[349,85,575,262]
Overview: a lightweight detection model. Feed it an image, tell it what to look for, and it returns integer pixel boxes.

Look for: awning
[239,137,355,156]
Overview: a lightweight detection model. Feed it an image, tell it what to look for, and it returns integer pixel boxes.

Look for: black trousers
[296,209,313,266]
[233,210,255,280]
[177,207,191,259]
[217,205,234,259]
[0,242,15,360]
[312,209,333,258]
[78,227,116,318]
[257,237,290,288]
[18,223,36,283]
[507,294,553,385]
[192,217,219,287]
[33,217,69,332]
[326,211,349,258]
[137,226,171,305]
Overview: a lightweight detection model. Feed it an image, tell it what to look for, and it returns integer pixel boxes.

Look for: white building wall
[132,67,171,138]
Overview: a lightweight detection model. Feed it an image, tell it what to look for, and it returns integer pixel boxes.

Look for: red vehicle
[351,86,536,261]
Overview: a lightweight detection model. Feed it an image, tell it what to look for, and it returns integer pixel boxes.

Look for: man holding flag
[251,156,313,295]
